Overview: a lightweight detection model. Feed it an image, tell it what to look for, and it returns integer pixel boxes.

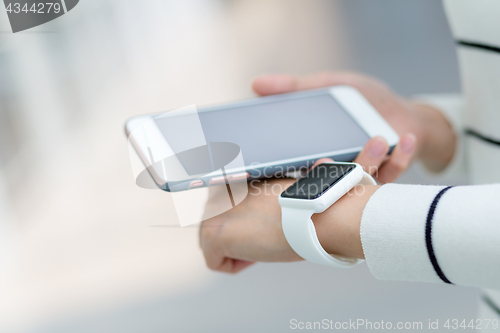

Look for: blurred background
[0,0,476,332]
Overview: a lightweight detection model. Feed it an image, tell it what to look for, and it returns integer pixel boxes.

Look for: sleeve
[360,183,500,290]
[412,94,468,185]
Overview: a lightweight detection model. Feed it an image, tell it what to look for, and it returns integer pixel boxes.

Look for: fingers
[355,134,416,183]
[201,230,256,274]
[200,217,256,274]
[252,74,299,96]
[377,134,416,183]
[226,259,255,273]
[354,137,390,177]
[252,72,358,96]
[204,250,255,274]
[306,135,415,184]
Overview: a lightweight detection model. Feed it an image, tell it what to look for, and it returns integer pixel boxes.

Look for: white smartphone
[125,86,399,192]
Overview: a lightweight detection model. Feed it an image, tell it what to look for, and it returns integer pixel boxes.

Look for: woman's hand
[200,178,299,274]
[199,157,379,274]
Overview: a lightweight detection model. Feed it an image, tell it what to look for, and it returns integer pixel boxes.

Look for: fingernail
[368,137,387,158]
[401,134,416,154]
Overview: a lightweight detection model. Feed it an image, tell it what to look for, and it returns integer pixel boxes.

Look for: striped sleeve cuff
[361,184,500,289]
[360,184,448,283]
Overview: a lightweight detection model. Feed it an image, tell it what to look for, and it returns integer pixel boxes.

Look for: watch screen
[281,163,355,200]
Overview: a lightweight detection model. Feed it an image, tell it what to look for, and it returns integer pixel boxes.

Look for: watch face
[281,163,355,200]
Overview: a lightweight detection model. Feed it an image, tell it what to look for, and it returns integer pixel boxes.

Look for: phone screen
[155,93,369,175]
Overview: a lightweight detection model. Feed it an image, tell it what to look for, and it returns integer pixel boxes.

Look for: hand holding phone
[126,72,422,192]
[253,72,422,183]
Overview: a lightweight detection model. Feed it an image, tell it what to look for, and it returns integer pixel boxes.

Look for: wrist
[410,101,456,171]
[312,185,381,260]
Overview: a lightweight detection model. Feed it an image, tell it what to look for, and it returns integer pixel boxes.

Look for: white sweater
[360,0,500,322]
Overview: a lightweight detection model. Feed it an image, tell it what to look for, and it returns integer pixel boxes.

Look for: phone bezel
[125,85,399,191]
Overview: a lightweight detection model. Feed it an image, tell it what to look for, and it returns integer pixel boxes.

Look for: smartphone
[125,86,399,192]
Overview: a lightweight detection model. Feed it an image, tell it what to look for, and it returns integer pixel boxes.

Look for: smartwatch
[278,162,376,267]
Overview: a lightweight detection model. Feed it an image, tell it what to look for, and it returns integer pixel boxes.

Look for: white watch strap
[282,171,376,267]
[282,207,359,267]
[359,172,377,187]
